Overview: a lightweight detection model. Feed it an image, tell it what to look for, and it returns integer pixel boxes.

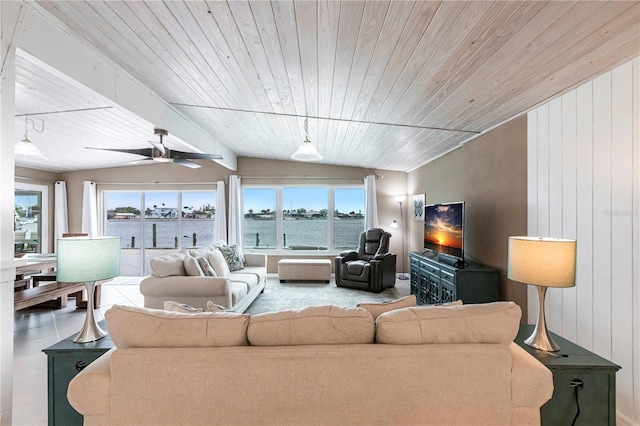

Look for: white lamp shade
[291,140,322,162]
[508,236,576,288]
[390,220,399,229]
[394,195,406,203]
[56,236,121,282]
[15,138,47,160]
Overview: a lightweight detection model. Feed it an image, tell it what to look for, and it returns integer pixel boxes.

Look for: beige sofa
[140,245,267,313]
[68,301,553,425]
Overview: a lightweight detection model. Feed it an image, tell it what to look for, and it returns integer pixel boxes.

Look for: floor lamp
[390,195,409,280]
[507,236,576,351]
[56,236,121,343]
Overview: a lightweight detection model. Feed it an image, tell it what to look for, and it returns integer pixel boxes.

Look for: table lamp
[507,236,576,352]
[57,236,121,343]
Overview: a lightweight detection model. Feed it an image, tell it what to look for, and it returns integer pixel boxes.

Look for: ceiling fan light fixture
[152,157,171,163]
[291,118,322,162]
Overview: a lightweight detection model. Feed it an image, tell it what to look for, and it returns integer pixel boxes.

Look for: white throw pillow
[206,301,231,312]
[164,301,205,313]
[183,254,205,276]
[206,248,230,277]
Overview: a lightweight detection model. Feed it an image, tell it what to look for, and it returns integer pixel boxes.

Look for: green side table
[42,322,114,426]
[515,325,621,426]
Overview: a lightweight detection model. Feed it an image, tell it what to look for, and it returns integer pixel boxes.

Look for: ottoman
[278,259,331,283]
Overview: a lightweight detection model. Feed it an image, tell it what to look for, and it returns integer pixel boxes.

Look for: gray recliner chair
[334,228,397,293]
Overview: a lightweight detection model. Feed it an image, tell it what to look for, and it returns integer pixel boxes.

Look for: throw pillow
[206,301,232,312]
[206,248,230,277]
[148,251,187,277]
[357,295,417,320]
[219,245,245,272]
[196,256,217,277]
[164,301,205,313]
[183,254,205,276]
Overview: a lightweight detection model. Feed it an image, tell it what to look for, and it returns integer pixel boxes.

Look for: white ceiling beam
[16,5,237,171]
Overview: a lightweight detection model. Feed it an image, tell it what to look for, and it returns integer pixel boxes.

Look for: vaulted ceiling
[13,1,640,173]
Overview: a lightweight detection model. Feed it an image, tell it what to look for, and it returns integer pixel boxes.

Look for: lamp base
[73,281,107,343]
[525,285,561,352]
[397,274,410,280]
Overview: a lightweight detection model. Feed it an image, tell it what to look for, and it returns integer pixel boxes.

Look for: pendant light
[291,118,322,162]
[15,116,47,160]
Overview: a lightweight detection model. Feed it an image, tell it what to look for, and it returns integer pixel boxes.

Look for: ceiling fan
[86,128,222,169]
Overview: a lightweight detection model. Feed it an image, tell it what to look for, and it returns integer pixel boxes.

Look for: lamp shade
[57,236,121,283]
[508,237,576,288]
[291,139,322,162]
[15,138,47,160]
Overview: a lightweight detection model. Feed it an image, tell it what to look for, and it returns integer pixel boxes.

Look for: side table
[515,325,621,426]
[42,322,114,426]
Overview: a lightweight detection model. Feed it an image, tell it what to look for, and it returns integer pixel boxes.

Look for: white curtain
[214,180,227,242]
[54,181,68,241]
[228,175,242,247]
[364,175,378,230]
[82,181,98,236]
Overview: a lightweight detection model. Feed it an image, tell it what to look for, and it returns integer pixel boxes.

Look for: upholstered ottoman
[278,259,331,283]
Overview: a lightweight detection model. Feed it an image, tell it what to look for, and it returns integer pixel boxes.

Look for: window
[243,185,364,252]
[104,190,216,275]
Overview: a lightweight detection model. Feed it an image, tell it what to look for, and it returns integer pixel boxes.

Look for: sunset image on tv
[423,203,463,258]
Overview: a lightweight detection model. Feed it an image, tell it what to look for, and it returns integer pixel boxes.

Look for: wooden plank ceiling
[15,1,640,172]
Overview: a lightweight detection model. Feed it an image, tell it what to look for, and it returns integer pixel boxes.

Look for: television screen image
[423,202,464,260]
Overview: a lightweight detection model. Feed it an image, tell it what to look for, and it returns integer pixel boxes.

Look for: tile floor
[12,276,143,426]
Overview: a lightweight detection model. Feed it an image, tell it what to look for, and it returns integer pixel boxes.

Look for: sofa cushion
[357,295,417,320]
[219,244,245,272]
[248,305,375,346]
[183,254,205,276]
[196,256,217,277]
[229,273,259,290]
[375,301,521,345]
[148,251,186,277]
[206,248,230,277]
[106,305,249,347]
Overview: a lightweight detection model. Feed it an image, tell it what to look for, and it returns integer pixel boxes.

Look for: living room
[2,1,639,425]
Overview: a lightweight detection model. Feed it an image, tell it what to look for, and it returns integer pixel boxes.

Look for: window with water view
[105,191,216,275]
[243,186,364,251]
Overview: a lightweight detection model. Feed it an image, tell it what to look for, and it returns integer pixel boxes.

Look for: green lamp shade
[56,236,121,283]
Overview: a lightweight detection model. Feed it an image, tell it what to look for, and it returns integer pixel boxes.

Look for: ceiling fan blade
[86,146,152,157]
[167,149,223,160]
[127,158,156,165]
[170,159,202,169]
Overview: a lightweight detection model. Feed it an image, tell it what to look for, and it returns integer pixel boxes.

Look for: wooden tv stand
[409,252,500,305]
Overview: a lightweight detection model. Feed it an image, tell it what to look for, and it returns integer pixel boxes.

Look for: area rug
[245,276,410,314]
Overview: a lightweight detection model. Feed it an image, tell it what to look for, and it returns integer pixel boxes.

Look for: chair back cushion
[358,228,391,260]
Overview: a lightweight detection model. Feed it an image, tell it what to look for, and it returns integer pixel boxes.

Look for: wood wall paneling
[527,57,639,425]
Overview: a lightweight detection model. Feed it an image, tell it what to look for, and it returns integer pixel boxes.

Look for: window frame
[242,184,364,254]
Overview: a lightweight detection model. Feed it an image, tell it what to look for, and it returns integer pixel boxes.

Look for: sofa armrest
[510,343,554,408]
[68,348,114,417]
[140,276,231,298]
[244,253,267,268]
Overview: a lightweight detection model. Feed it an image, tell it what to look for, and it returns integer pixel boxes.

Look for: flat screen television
[423,201,465,267]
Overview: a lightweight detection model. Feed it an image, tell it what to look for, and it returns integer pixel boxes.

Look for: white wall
[527,57,639,425]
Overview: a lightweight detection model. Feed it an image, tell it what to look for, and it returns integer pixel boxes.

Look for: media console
[409,252,500,305]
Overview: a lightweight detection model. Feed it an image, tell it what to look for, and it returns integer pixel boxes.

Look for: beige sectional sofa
[68,301,553,425]
[139,244,267,313]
